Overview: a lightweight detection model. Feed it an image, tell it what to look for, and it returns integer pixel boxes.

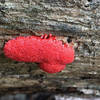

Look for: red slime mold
[4,34,74,73]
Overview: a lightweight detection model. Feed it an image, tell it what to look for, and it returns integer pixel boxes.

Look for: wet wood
[0,0,100,93]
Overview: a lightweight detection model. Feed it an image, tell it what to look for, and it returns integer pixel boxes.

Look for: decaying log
[0,0,100,94]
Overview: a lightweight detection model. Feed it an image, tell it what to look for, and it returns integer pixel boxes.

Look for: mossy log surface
[0,0,100,94]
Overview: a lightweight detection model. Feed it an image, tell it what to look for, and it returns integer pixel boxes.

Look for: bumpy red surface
[4,34,74,73]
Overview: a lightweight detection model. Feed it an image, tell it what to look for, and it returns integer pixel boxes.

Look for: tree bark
[0,0,100,94]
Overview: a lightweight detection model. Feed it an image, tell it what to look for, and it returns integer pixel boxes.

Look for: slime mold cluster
[4,34,74,73]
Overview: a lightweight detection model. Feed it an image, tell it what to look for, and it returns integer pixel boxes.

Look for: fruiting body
[4,34,74,73]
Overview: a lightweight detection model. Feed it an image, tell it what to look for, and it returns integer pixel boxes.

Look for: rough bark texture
[0,0,100,95]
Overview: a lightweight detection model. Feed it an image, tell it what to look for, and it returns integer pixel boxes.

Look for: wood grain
[0,0,100,93]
